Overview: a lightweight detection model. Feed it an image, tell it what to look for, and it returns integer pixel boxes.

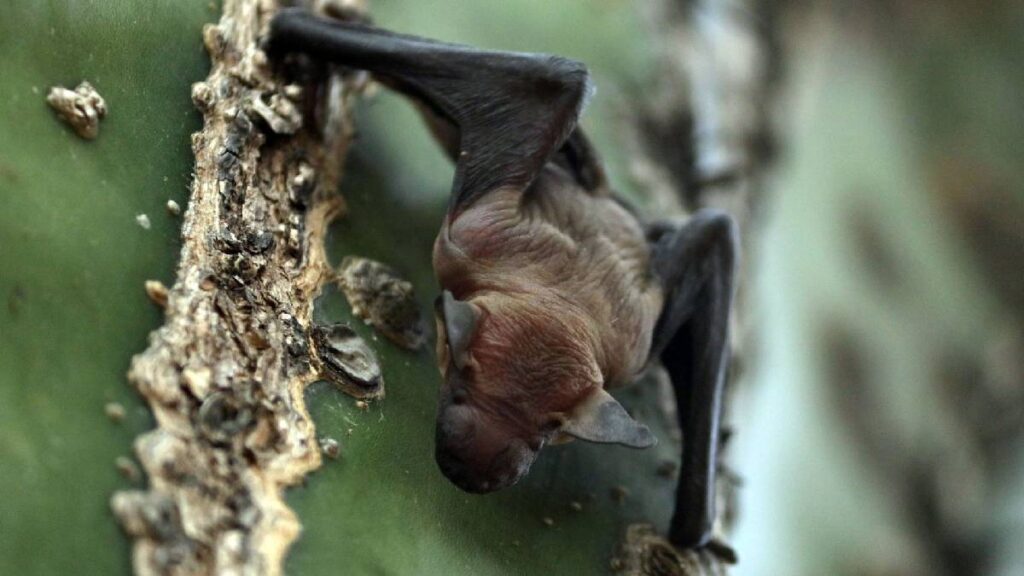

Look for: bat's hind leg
[267,9,590,211]
[647,209,738,549]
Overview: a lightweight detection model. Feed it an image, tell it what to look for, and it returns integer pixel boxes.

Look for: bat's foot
[611,524,737,575]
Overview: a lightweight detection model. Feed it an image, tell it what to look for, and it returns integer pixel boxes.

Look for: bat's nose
[436,441,530,494]
[434,404,494,493]
[434,403,532,493]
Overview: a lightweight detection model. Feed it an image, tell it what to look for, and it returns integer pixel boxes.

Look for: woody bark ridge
[111,1,371,574]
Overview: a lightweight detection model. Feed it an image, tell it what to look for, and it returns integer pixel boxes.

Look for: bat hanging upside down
[268,8,738,550]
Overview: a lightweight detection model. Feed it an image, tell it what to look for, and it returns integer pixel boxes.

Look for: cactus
[0,2,695,575]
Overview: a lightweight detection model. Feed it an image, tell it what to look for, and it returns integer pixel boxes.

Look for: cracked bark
[111,1,366,574]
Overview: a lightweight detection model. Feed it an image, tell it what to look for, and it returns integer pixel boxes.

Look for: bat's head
[432,291,656,494]
[433,389,539,493]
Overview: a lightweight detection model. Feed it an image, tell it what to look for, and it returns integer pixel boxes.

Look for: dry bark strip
[111,1,367,574]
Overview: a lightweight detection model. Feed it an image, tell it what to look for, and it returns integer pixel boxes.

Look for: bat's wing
[269,9,591,216]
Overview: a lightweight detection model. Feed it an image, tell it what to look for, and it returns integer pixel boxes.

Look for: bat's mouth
[434,403,540,493]
[435,438,537,493]
[436,436,540,491]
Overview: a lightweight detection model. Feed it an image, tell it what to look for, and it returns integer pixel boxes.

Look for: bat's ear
[560,388,657,449]
[437,290,480,371]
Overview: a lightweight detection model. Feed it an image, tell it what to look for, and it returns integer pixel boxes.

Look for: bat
[268,8,738,549]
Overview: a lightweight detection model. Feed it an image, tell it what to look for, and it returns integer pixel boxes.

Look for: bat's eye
[542,416,565,433]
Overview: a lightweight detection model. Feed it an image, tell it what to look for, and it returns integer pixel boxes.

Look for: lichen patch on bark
[111,1,367,574]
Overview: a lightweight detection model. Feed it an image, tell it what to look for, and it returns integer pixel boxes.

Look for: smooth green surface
[0,1,215,574]
[285,2,678,575]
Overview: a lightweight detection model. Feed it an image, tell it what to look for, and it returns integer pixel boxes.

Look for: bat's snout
[435,403,538,493]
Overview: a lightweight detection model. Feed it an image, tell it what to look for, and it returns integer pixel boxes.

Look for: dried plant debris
[312,322,384,399]
[319,437,341,459]
[248,91,303,135]
[46,81,107,139]
[116,456,142,482]
[144,280,169,309]
[111,1,365,574]
[105,402,127,423]
[336,255,426,350]
[612,524,735,576]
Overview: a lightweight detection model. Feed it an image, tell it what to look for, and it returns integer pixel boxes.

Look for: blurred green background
[1,1,1021,575]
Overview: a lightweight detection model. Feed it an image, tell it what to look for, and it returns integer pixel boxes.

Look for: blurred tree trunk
[729,3,1024,576]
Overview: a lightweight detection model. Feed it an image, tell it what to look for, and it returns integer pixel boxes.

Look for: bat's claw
[704,538,738,565]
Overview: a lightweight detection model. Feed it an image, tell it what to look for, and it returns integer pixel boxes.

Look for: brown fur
[433,165,665,433]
